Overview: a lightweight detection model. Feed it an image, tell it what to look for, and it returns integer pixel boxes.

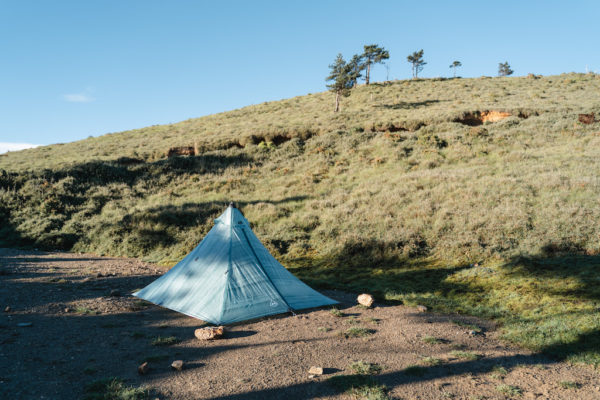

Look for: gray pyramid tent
[133,203,337,325]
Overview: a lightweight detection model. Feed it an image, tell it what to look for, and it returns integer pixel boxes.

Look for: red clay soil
[0,248,598,399]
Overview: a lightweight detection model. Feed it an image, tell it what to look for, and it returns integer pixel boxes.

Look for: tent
[133,203,337,325]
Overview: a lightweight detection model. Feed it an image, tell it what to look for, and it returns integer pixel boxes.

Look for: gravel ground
[1,248,598,399]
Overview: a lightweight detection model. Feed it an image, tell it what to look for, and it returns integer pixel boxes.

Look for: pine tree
[326,54,353,112]
[363,44,390,85]
[498,61,514,77]
[348,54,366,88]
[407,49,426,78]
[449,60,462,78]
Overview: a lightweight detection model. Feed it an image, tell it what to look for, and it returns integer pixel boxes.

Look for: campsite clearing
[1,248,598,399]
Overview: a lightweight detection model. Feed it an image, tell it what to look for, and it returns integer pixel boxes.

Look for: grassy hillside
[1,73,600,366]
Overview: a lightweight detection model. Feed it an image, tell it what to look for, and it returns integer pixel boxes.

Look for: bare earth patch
[1,248,598,399]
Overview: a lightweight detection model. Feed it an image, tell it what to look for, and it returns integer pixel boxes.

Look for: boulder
[171,360,184,371]
[138,362,149,375]
[195,326,224,340]
[308,366,323,375]
[357,293,374,308]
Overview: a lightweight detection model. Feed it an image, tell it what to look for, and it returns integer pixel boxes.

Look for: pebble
[138,362,149,375]
[308,366,323,375]
[171,360,184,371]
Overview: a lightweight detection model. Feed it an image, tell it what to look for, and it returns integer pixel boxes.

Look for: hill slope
[1,73,600,365]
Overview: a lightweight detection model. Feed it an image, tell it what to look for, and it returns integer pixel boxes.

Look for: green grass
[150,336,179,346]
[329,308,344,317]
[421,356,443,366]
[559,380,579,389]
[422,336,443,345]
[348,361,382,375]
[84,378,147,400]
[490,365,508,379]
[450,351,482,361]
[495,384,522,397]
[2,73,600,366]
[328,374,389,400]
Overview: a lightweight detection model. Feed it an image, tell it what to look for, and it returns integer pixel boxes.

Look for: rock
[357,293,374,308]
[195,326,224,340]
[4,306,11,312]
[64,307,71,313]
[416,305,428,312]
[17,322,32,327]
[308,374,315,379]
[138,362,149,375]
[308,366,323,375]
[468,330,477,336]
[171,360,184,371]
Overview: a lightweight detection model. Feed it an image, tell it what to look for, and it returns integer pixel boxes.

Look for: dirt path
[0,248,598,399]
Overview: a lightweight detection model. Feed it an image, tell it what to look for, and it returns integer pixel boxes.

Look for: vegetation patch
[450,351,482,361]
[327,374,389,400]
[150,336,179,346]
[495,384,522,397]
[84,378,147,400]
[343,327,374,338]
[349,361,382,375]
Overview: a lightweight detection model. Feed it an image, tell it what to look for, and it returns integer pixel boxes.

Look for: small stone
[64,307,71,313]
[17,322,32,327]
[308,366,323,375]
[308,374,315,379]
[171,360,184,371]
[194,326,224,340]
[357,293,374,308]
[416,305,428,312]
[4,306,11,312]
[109,289,121,297]
[138,362,149,375]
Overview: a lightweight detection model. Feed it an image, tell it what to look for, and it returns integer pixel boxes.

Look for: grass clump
[343,327,374,338]
[449,350,482,361]
[495,384,522,397]
[327,374,389,400]
[84,377,147,400]
[421,356,443,366]
[317,326,332,332]
[422,336,442,344]
[150,336,179,346]
[490,365,508,379]
[559,380,579,389]
[330,308,344,317]
[75,306,98,315]
[349,361,382,375]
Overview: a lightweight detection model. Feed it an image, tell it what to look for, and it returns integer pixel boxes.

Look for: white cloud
[0,142,42,154]
[63,93,95,103]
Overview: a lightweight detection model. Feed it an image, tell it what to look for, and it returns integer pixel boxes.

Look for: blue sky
[1,1,599,151]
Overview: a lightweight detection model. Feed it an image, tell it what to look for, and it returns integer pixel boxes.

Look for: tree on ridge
[449,60,462,78]
[363,44,390,85]
[407,49,426,78]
